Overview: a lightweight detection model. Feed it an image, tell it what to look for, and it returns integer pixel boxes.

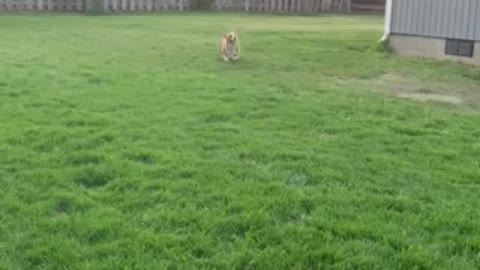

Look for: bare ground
[369,73,480,110]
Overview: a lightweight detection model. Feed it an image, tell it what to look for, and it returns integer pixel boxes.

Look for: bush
[191,0,215,10]
[85,0,106,15]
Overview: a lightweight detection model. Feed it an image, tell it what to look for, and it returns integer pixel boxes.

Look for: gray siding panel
[427,0,435,37]
[462,0,472,38]
[441,0,450,38]
[432,0,441,37]
[454,0,466,39]
[406,0,412,34]
[447,0,457,38]
[390,0,480,41]
[476,0,480,40]
[467,0,478,38]
[407,0,415,34]
[420,0,428,35]
[403,0,408,32]
[394,0,402,34]
[457,0,465,38]
[403,0,412,34]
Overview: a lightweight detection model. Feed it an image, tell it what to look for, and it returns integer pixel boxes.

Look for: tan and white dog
[220,29,240,62]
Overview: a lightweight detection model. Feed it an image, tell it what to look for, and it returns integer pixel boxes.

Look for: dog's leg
[230,43,240,61]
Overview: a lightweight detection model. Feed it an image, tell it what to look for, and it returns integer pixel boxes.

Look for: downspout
[380,0,393,42]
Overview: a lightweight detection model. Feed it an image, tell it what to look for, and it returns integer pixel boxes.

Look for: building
[383,0,480,65]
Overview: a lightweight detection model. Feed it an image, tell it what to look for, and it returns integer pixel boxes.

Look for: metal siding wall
[447,0,456,38]
[411,0,419,35]
[404,0,412,33]
[425,0,434,35]
[390,0,480,41]
[476,0,480,40]
[431,0,440,37]
[453,0,464,39]
[439,0,449,38]
[418,0,426,35]
[391,0,399,33]
[467,0,477,38]
[396,0,404,33]
[392,0,401,33]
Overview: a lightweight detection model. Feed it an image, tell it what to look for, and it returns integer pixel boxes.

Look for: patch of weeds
[274,150,308,162]
[204,113,231,123]
[370,38,392,54]
[52,192,94,215]
[68,132,115,150]
[32,131,69,153]
[271,196,314,224]
[399,250,435,270]
[214,218,254,241]
[145,167,169,179]
[178,170,194,179]
[126,150,157,165]
[65,151,105,166]
[65,115,109,127]
[97,132,115,143]
[461,69,480,81]
[299,198,315,215]
[286,174,308,187]
[346,44,371,53]
[390,126,426,137]
[73,166,116,188]
[5,89,31,98]
[68,138,98,150]
[77,208,123,244]
[80,72,107,85]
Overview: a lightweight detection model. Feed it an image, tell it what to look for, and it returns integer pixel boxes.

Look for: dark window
[445,39,475,58]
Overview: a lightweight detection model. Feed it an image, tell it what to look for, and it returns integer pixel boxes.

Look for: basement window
[445,39,475,58]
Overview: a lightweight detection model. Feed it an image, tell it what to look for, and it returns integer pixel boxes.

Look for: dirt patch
[315,132,333,141]
[392,86,463,104]
[375,73,465,105]
[380,73,406,83]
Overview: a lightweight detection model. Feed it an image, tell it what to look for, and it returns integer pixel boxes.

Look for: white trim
[380,0,393,42]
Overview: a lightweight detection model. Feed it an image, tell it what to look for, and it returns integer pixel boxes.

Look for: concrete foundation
[388,34,480,66]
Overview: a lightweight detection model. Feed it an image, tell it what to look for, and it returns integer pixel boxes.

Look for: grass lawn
[1,13,480,269]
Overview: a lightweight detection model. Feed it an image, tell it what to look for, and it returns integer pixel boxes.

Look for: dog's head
[225,30,238,44]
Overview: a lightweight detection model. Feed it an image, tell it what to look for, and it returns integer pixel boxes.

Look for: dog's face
[226,32,238,44]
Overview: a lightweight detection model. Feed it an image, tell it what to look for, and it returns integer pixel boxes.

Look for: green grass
[1,13,480,269]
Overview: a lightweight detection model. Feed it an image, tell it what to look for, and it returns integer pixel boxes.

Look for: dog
[220,29,240,62]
